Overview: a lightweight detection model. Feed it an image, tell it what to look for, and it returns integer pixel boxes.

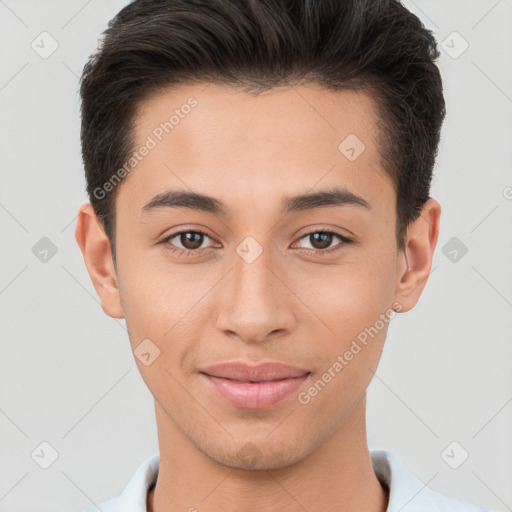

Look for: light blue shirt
[84,450,492,511]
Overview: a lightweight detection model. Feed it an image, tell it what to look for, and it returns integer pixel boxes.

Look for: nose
[215,242,296,344]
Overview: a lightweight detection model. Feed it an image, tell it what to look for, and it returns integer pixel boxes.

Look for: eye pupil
[310,232,332,249]
[181,232,203,249]
[167,229,346,256]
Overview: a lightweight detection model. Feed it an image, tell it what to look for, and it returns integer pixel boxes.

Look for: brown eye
[178,231,204,250]
[295,229,353,255]
[308,232,334,250]
[162,229,216,254]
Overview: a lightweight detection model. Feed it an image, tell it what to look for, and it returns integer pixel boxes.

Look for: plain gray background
[0,1,511,511]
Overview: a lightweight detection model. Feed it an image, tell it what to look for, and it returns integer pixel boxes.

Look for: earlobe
[74,203,124,319]
[393,198,441,313]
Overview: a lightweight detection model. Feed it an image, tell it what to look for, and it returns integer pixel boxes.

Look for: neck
[147,394,388,512]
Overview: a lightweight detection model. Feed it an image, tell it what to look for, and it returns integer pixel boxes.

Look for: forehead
[134,82,380,153]
[120,82,394,217]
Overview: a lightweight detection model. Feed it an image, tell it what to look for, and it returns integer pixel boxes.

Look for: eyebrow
[141,186,371,216]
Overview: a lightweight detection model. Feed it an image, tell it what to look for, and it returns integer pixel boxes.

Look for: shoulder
[83,454,160,512]
[370,450,492,512]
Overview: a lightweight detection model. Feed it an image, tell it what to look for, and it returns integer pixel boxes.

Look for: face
[77,82,439,470]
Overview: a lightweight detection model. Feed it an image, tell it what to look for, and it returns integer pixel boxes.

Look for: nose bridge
[215,235,294,343]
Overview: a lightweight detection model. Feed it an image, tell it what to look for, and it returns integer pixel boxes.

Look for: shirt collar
[93,450,485,512]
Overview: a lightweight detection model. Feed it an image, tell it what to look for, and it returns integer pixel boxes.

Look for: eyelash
[160,228,354,257]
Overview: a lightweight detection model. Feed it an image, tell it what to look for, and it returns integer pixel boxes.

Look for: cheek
[294,252,396,341]
[116,254,219,377]
[117,252,193,325]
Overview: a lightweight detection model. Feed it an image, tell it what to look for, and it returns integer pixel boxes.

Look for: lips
[199,361,310,382]
[199,361,311,409]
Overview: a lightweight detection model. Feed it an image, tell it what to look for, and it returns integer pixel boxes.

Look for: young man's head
[76,0,444,476]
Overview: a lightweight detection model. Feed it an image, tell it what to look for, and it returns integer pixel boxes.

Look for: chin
[203,436,309,471]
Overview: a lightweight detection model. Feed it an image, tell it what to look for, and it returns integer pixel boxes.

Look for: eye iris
[174,231,339,252]
[181,232,203,250]
[310,232,332,250]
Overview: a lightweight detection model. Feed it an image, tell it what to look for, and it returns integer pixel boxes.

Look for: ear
[74,203,124,319]
[393,198,441,313]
